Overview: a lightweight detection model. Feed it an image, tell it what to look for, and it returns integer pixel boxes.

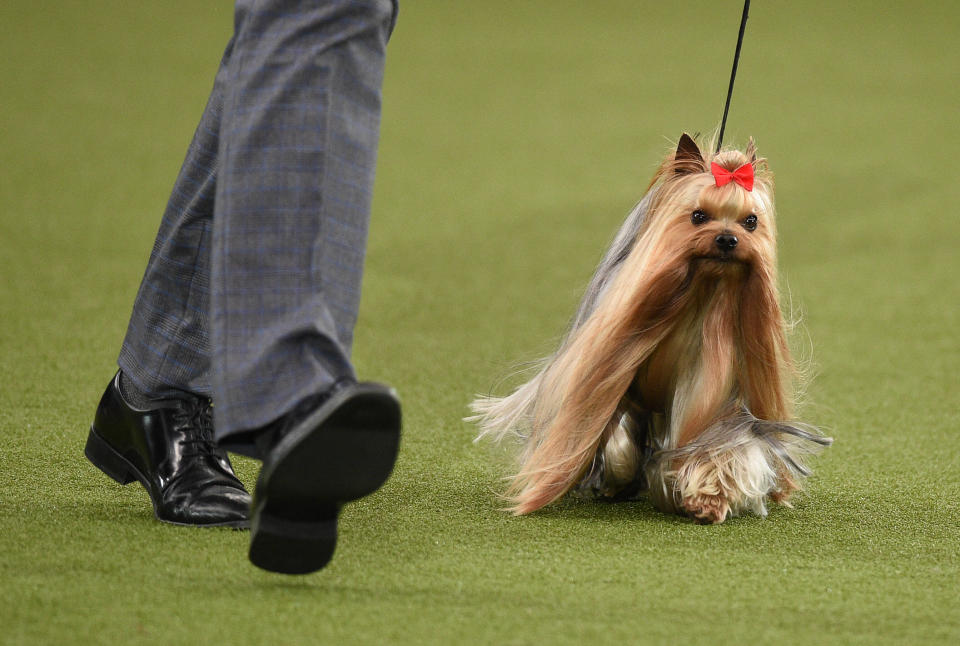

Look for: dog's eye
[691,209,710,226]
[743,214,758,231]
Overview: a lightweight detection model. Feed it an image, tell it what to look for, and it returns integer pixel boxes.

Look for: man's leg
[86,38,251,527]
[210,0,401,574]
[211,0,397,450]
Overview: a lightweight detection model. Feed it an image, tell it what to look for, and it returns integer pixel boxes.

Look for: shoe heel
[249,502,338,575]
[84,427,136,485]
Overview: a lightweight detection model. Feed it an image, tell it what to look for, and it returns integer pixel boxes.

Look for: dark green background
[2,1,957,644]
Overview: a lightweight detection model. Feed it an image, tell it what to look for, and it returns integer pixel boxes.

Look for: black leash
[716,0,751,153]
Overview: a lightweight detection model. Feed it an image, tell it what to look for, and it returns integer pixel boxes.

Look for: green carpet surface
[1,1,957,644]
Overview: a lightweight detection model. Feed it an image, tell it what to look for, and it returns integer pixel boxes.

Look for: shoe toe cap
[160,481,252,528]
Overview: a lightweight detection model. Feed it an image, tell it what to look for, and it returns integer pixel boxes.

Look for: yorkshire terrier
[470,134,831,524]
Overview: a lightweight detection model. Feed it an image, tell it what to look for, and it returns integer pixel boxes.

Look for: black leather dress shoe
[85,372,251,528]
[248,380,401,574]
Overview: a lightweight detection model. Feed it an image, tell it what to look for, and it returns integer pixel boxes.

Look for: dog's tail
[468,370,544,444]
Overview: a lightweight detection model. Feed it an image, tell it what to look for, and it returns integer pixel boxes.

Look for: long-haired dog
[470,134,831,524]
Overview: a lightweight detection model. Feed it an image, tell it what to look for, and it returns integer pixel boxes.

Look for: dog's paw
[682,493,730,524]
[769,472,799,507]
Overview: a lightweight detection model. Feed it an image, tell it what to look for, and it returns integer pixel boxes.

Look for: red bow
[711,162,754,191]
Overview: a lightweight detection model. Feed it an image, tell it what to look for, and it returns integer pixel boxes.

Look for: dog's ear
[674,133,704,175]
[745,137,758,163]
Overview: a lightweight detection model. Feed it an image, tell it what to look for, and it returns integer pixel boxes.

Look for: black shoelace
[176,398,219,458]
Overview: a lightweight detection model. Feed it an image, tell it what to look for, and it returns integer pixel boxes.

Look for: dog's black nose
[715,233,738,251]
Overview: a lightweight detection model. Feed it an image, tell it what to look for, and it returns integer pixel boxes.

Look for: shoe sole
[84,427,250,529]
[248,383,401,575]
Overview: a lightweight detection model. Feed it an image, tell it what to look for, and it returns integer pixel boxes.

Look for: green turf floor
[2,1,958,644]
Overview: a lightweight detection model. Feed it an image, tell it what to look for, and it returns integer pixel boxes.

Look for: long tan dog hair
[470,134,831,523]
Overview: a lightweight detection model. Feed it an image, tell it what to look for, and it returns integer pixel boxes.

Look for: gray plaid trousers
[117,0,397,450]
